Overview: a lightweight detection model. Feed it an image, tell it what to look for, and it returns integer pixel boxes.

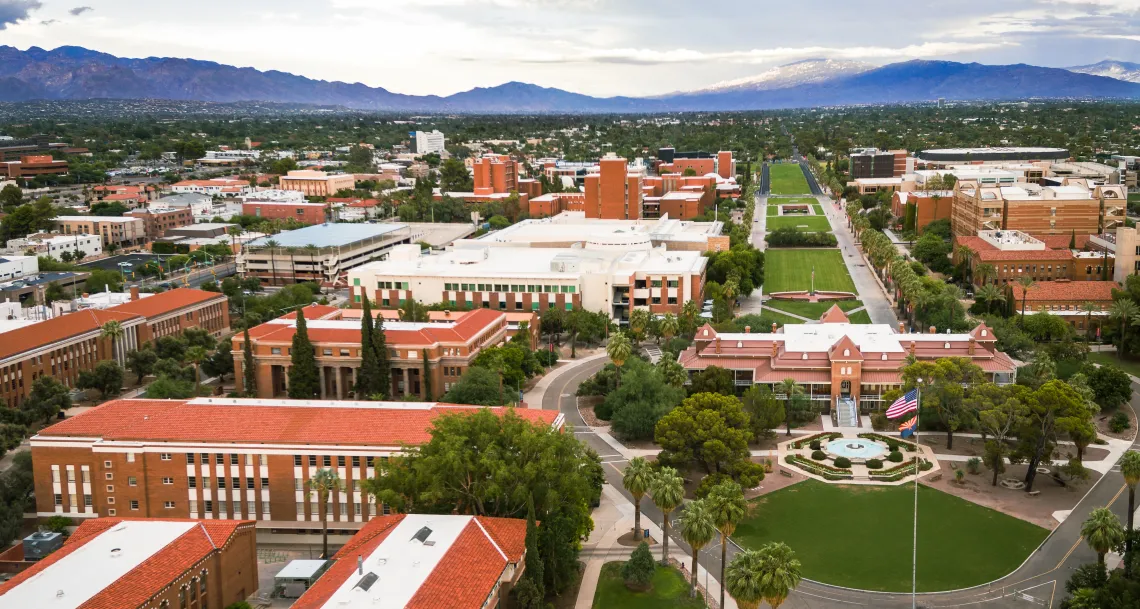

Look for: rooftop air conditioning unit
[23,531,64,561]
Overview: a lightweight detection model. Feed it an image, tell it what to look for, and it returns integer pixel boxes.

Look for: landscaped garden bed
[858,432,917,451]
[785,454,853,480]
[790,432,842,450]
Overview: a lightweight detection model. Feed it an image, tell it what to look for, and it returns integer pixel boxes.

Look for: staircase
[836,398,858,428]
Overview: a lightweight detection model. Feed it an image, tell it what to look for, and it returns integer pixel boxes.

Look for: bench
[780,469,794,478]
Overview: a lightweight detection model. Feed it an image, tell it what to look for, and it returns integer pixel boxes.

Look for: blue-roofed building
[238,223,413,287]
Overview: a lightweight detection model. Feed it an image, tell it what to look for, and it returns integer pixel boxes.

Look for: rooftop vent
[353,572,379,592]
[411,526,433,544]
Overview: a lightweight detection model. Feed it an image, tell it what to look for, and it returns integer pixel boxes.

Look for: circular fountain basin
[825,439,887,460]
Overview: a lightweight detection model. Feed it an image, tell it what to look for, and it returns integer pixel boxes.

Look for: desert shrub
[593,400,613,421]
[834,456,852,468]
[888,450,904,463]
[966,457,981,475]
[870,413,889,431]
[866,459,883,470]
[955,469,965,483]
[1111,411,1131,433]
[811,450,827,461]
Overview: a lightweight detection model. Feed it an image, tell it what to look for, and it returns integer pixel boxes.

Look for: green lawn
[769,164,811,195]
[765,299,863,319]
[763,249,856,294]
[766,216,832,232]
[1088,351,1140,379]
[760,308,806,326]
[733,481,1048,592]
[767,204,780,216]
[593,562,705,609]
[848,309,873,324]
[812,204,824,214]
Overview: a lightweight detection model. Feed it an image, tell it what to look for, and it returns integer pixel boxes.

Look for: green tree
[658,313,679,345]
[622,457,654,540]
[902,358,984,450]
[606,334,633,388]
[1084,364,1133,411]
[605,359,684,440]
[522,496,544,602]
[22,376,71,424]
[741,385,784,440]
[186,346,208,394]
[1082,507,1125,571]
[690,365,735,396]
[1018,380,1094,492]
[0,184,22,208]
[308,468,343,559]
[725,549,766,609]
[757,542,803,609]
[707,480,748,609]
[974,263,996,287]
[679,498,716,597]
[77,361,124,399]
[1,197,56,240]
[1110,299,1139,359]
[775,378,805,436]
[649,467,684,566]
[656,358,688,389]
[100,320,124,362]
[972,383,1028,486]
[126,347,157,384]
[439,157,474,193]
[355,296,386,398]
[242,327,257,397]
[364,408,601,594]
[628,309,650,343]
[655,393,764,489]
[441,367,507,405]
[1121,451,1140,571]
[975,284,1005,315]
[622,542,656,590]
[287,309,320,399]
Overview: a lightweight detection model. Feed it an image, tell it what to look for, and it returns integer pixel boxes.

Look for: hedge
[857,432,917,452]
[791,432,841,450]
[785,454,852,474]
[871,459,933,480]
[783,455,853,481]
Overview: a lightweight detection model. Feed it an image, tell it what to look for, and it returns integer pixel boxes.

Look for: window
[352,456,360,467]
[128,476,137,486]
[232,477,240,489]
[261,477,269,488]
[104,460,112,469]
[84,494,92,507]
[162,477,174,485]
[308,455,317,467]
[294,478,303,491]
[204,500,213,513]
[186,454,195,464]
[188,476,196,489]
[164,501,175,509]
[214,454,224,464]
[366,457,374,467]
[108,509,116,516]
[107,497,115,504]
[126,453,135,463]
[294,455,303,466]
[230,454,239,465]
[271,348,282,355]
[201,453,209,463]
[54,494,62,506]
[323,456,331,467]
[105,473,113,480]
[160,453,172,461]
[337,456,345,467]
[217,477,226,489]
[202,477,211,489]
[130,500,139,510]
[323,348,333,356]
[247,478,255,489]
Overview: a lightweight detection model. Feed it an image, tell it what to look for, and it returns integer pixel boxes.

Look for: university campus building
[28,398,561,531]
[0,518,258,609]
[234,305,516,400]
[949,179,1126,239]
[678,307,1017,426]
[952,230,1110,286]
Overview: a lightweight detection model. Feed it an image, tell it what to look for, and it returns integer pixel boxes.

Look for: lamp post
[118,262,132,284]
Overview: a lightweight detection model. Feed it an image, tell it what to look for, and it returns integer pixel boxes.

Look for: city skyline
[0,0,1138,97]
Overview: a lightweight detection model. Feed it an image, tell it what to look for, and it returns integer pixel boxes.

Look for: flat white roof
[55,216,141,223]
[266,319,458,332]
[478,212,720,245]
[1,520,196,609]
[320,515,477,609]
[715,323,974,353]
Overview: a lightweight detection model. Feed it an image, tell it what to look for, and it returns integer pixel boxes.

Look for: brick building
[278,170,356,197]
[1010,280,1117,333]
[0,518,258,609]
[0,288,229,407]
[0,154,69,178]
[849,148,911,179]
[293,514,527,609]
[891,191,954,233]
[953,230,1109,287]
[242,201,329,225]
[53,215,148,249]
[584,157,644,220]
[29,398,561,530]
[235,305,509,399]
[950,179,1127,239]
[127,207,196,240]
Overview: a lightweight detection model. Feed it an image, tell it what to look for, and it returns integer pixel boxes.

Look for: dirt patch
[914,434,989,457]
[1055,445,1110,463]
[923,461,1099,529]
[578,397,606,427]
[1095,407,1138,442]
[617,531,658,547]
[549,561,586,609]
[744,462,806,499]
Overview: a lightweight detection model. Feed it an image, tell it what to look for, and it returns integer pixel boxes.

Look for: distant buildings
[0,255,37,282]
[53,216,147,249]
[5,233,102,261]
[242,201,329,225]
[125,206,195,241]
[278,170,356,197]
[916,147,1070,168]
[413,130,446,155]
[197,148,261,165]
[848,148,912,179]
[890,190,954,233]
[348,239,707,322]
[239,223,414,286]
[950,179,1126,238]
[0,518,258,609]
[171,177,253,197]
[0,154,68,179]
[953,230,1109,286]
[479,211,729,252]
[1010,280,1117,333]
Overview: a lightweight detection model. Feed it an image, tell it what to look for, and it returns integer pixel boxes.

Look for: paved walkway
[738,194,767,315]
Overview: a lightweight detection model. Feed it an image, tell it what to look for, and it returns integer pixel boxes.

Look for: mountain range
[1,46,1140,112]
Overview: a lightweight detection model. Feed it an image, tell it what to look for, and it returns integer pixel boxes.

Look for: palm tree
[681,299,700,332]
[658,313,679,345]
[975,263,997,287]
[227,225,242,254]
[622,458,654,540]
[186,346,208,395]
[679,499,716,598]
[1122,451,1140,570]
[1082,301,1100,342]
[1111,299,1140,359]
[649,467,683,566]
[975,284,1004,315]
[1082,507,1125,571]
[776,378,804,436]
[725,549,766,609]
[707,481,747,609]
[308,468,344,559]
[303,244,320,288]
[1016,276,1035,322]
[284,246,300,284]
[628,309,650,343]
[100,320,125,363]
[262,239,280,286]
[757,542,803,609]
[606,333,632,389]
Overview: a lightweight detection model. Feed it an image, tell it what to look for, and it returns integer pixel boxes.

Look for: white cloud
[0,0,41,30]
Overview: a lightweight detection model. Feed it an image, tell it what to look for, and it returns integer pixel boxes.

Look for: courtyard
[732,480,1049,592]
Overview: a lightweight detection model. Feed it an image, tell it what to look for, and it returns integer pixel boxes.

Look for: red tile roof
[954,235,1076,261]
[0,308,140,361]
[249,308,505,348]
[292,517,404,609]
[820,305,850,324]
[1039,234,1092,250]
[36,399,562,446]
[108,288,226,319]
[0,518,252,608]
[1010,280,1117,302]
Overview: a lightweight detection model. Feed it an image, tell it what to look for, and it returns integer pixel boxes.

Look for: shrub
[866,459,883,470]
[888,451,904,463]
[966,457,981,475]
[765,227,838,248]
[1111,411,1131,433]
[809,440,821,451]
[44,515,72,534]
[593,400,613,421]
[225,603,254,609]
[811,450,827,461]
[870,413,889,431]
[535,350,559,367]
[694,472,732,498]
[886,440,899,452]
[955,469,965,483]
[834,456,852,469]
[622,542,656,590]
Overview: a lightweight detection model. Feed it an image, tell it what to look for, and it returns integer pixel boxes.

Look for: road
[548,354,1140,608]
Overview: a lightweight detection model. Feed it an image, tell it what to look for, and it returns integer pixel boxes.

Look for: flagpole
[911,385,920,609]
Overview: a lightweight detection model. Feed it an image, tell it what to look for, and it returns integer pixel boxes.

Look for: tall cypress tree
[523,496,544,598]
[355,295,384,399]
[242,327,257,397]
[374,313,391,399]
[421,348,432,400]
[288,308,320,399]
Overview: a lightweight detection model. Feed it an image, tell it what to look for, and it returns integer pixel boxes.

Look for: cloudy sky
[1,0,1139,96]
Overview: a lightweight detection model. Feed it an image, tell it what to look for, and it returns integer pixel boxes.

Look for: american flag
[886,389,918,418]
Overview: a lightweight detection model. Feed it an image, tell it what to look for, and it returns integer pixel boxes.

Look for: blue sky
[1,0,1138,96]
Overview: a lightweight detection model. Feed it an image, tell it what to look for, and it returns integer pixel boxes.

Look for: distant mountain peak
[1067,60,1140,83]
[684,58,875,94]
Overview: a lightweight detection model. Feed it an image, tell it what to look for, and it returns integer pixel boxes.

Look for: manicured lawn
[592,562,705,609]
[765,299,863,319]
[733,481,1048,592]
[767,204,780,216]
[848,309,873,324]
[812,204,824,214]
[769,164,811,195]
[761,308,806,326]
[1088,351,1140,378]
[763,249,856,294]
[766,216,832,232]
